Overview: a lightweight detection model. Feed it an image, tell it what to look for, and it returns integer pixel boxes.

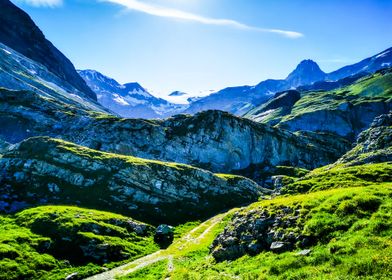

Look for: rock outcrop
[210,207,304,261]
[0,137,266,224]
[338,111,392,165]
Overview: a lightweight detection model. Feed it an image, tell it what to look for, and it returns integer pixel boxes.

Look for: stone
[296,249,312,256]
[270,241,291,252]
[154,224,174,246]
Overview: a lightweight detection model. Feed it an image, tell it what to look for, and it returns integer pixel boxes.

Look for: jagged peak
[285,59,326,87]
[287,59,325,77]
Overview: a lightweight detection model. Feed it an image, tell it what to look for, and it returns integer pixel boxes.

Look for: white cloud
[15,0,63,7]
[104,0,303,38]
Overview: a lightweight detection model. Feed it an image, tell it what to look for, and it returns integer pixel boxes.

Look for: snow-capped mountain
[78,70,185,119]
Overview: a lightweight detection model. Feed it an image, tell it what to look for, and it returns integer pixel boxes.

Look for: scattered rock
[210,207,305,261]
[154,224,174,246]
[296,249,312,256]
[270,241,291,252]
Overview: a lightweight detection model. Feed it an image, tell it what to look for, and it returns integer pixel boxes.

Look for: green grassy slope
[280,69,392,123]
[245,69,392,136]
[167,184,392,279]
[111,158,392,280]
[0,206,158,280]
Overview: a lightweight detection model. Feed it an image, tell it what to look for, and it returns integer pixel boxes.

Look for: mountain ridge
[184,47,392,116]
[78,69,185,119]
[0,0,96,101]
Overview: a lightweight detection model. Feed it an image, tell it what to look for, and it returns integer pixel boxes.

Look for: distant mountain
[286,59,327,87]
[0,0,96,101]
[184,59,325,115]
[78,70,185,118]
[185,47,392,116]
[169,91,187,97]
[244,68,392,139]
[327,47,392,81]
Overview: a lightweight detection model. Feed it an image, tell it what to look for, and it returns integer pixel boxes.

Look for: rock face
[0,88,347,176]
[0,137,265,224]
[338,111,392,165]
[281,101,391,138]
[210,207,304,261]
[78,70,185,118]
[0,43,106,114]
[0,0,96,100]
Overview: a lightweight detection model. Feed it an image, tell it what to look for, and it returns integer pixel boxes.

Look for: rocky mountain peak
[286,59,326,87]
[123,82,150,96]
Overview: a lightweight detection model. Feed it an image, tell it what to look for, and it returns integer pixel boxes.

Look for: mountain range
[184,48,392,115]
[78,69,185,118]
[79,48,392,118]
[0,0,391,279]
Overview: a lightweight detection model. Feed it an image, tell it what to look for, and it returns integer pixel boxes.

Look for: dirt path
[84,214,226,280]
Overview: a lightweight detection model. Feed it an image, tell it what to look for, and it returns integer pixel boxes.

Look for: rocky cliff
[0,88,348,178]
[0,137,266,224]
[337,111,392,165]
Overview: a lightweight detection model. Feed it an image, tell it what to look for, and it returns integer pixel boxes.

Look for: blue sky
[12,0,392,97]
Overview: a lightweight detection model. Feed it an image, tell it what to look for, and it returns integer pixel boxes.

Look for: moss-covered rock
[0,136,266,224]
[338,111,392,165]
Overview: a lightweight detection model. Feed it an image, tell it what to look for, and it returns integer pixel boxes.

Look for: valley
[0,0,391,279]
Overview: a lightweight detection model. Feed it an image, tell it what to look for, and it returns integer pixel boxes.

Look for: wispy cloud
[103,0,303,38]
[15,0,63,7]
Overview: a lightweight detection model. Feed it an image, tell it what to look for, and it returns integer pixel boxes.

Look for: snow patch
[123,96,147,105]
[113,94,130,106]
[128,89,151,98]
[69,93,83,100]
[2,48,11,55]
[376,50,390,59]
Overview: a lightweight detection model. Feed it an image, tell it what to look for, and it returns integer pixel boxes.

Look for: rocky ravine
[0,137,267,224]
[0,88,349,181]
